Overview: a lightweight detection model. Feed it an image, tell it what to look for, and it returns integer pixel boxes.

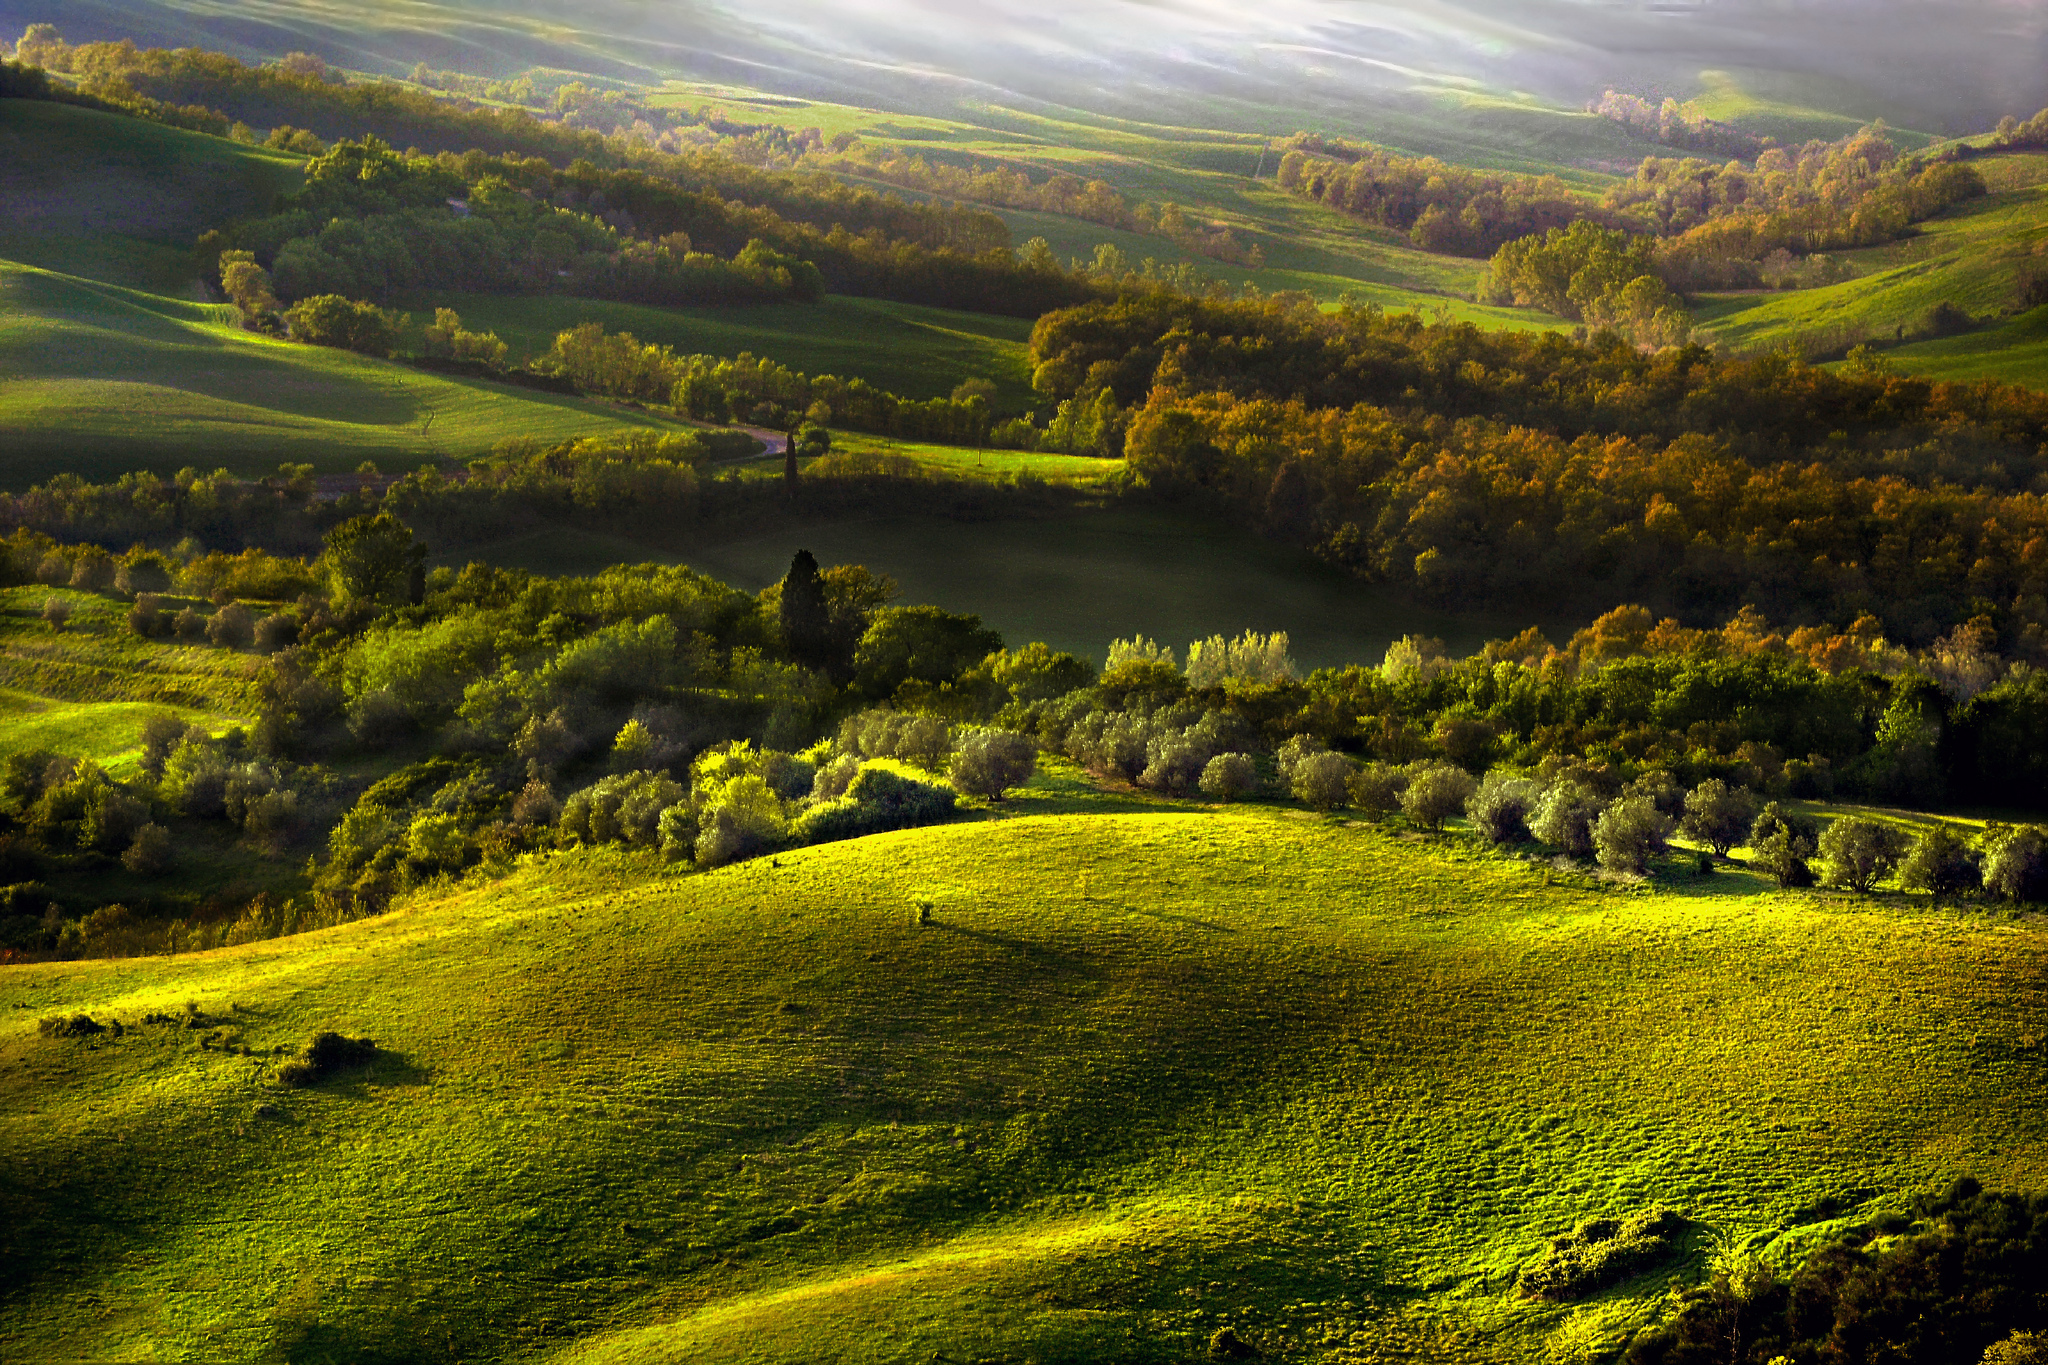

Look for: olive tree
[1199,753,1258,802]
[1593,795,1674,873]
[1981,825,2048,903]
[1291,750,1353,812]
[949,729,1037,801]
[1817,817,1909,893]
[1531,781,1607,858]
[1468,772,1541,844]
[1400,763,1476,831]
[1680,779,1758,856]
[1348,762,1408,820]
[1899,824,1982,898]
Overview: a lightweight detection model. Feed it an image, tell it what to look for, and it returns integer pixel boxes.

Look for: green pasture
[449,503,1552,670]
[1694,152,2048,385]
[0,99,304,295]
[3,795,2042,1361]
[421,293,1038,407]
[0,589,259,720]
[0,260,704,487]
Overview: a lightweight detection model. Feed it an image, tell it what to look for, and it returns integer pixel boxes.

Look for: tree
[1900,824,1981,899]
[949,729,1037,801]
[323,513,426,606]
[122,823,173,875]
[777,550,831,670]
[1401,763,1477,831]
[1469,772,1541,844]
[1594,795,1674,873]
[1680,779,1758,856]
[1981,825,2048,903]
[1984,1331,2048,1365]
[218,250,281,326]
[1200,753,1258,802]
[1532,782,1607,857]
[853,606,1003,700]
[1349,762,1408,820]
[1291,750,1353,812]
[40,596,69,631]
[283,295,402,355]
[1816,817,1909,893]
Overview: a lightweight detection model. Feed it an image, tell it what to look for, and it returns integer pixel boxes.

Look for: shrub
[897,715,954,771]
[509,779,560,827]
[252,613,299,653]
[1817,817,1910,892]
[1982,825,2048,903]
[1680,778,1758,855]
[348,689,413,745]
[172,606,205,641]
[205,602,256,650]
[1593,795,1674,873]
[1748,803,1819,888]
[949,730,1037,800]
[1292,750,1354,811]
[1518,1208,1685,1301]
[275,1031,377,1087]
[561,770,686,847]
[122,823,174,875]
[1900,823,1982,898]
[1985,1331,2048,1365]
[694,774,788,867]
[284,295,401,354]
[114,553,173,597]
[796,766,957,843]
[34,551,70,586]
[139,713,192,779]
[40,596,70,631]
[404,811,467,872]
[1349,762,1408,819]
[1199,753,1258,802]
[1532,781,1607,857]
[1401,763,1476,830]
[80,787,149,854]
[1620,769,1685,818]
[810,753,861,802]
[1469,772,1542,843]
[67,547,115,593]
[126,593,167,638]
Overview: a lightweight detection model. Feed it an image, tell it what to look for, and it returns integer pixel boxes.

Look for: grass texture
[1,801,2042,1362]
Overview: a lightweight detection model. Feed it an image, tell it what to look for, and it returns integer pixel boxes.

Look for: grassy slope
[0,259,707,487]
[1693,152,2048,384]
[425,293,1039,406]
[2,801,2042,1362]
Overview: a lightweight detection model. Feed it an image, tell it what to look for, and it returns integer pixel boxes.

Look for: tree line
[5,518,2044,964]
[1028,292,2048,644]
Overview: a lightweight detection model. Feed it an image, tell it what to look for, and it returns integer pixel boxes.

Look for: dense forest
[1027,293,2048,645]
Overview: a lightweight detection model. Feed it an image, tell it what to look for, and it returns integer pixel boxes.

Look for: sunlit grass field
[0,261,705,487]
[1694,151,2048,387]
[2,796,2042,1362]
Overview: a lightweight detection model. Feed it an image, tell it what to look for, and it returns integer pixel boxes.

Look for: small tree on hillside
[1594,795,1674,873]
[1680,779,1758,856]
[284,294,403,355]
[1199,752,1258,802]
[1981,825,2048,903]
[1817,817,1909,893]
[1468,772,1541,844]
[1899,824,1981,899]
[40,596,70,632]
[1348,762,1408,820]
[949,730,1036,801]
[1401,763,1476,831]
[324,513,426,607]
[1531,781,1606,858]
[1291,750,1353,812]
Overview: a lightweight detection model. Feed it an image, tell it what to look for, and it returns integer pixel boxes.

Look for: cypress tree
[778,549,830,669]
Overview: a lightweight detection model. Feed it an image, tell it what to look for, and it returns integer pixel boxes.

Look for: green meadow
[4,794,2042,1362]
[1693,151,2048,385]
[0,260,706,487]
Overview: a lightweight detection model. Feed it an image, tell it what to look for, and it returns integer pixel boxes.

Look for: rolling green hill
[1693,151,2048,385]
[0,259,710,487]
[3,802,2042,1362]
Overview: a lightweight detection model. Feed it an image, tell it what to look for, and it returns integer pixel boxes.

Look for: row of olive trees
[1273,742,2048,900]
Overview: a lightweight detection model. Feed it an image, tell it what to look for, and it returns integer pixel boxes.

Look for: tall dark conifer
[778,549,830,669]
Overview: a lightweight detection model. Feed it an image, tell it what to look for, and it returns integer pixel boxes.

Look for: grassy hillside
[427,293,1040,407]
[1693,151,2048,385]
[0,260,703,487]
[0,98,304,294]
[3,801,2042,1362]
